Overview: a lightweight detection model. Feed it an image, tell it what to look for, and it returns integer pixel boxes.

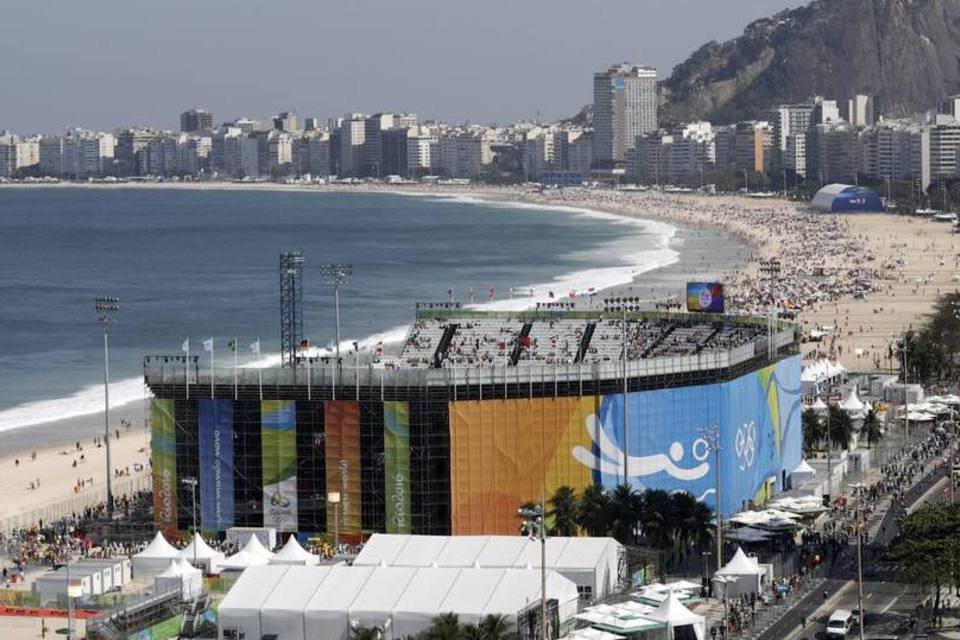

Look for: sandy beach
[2,180,957,527]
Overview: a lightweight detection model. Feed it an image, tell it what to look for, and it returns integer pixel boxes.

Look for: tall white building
[775,104,814,177]
[338,114,367,176]
[592,63,658,167]
[924,114,960,189]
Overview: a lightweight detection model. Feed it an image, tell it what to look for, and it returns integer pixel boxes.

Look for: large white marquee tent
[353,534,622,599]
[217,563,580,640]
[132,532,179,578]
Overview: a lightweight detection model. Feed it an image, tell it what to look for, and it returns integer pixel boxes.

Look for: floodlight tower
[319,263,353,373]
[279,251,305,368]
[95,296,119,520]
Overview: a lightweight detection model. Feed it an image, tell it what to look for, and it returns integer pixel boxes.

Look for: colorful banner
[448,356,802,533]
[150,399,178,534]
[262,400,298,531]
[324,401,362,540]
[449,396,600,535]
[199,400,235,532]
[383,401,411,534]
[686,282,725,313]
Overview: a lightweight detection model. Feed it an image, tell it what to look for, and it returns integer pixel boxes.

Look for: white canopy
[792,460,816,475]
[260,566,333,640]
[839,388,866,413]
[644,591,706,640]
[713,547,764,597]
[178,532,226,574]
[810,398,827,412]
[155,559,202,601]
[269,535,319,566]
[218,565,289,640]
[242,534,274,559]
[222,548,270,571]
[132,532,179,578]
[716,547,763,576]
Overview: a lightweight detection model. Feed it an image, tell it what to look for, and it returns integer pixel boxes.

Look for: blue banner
[584,355,802,515]
[199,400,235,531]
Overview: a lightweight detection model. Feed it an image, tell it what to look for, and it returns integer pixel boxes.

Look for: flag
[249,339,261,355]
[376,340,384,354]
[488,287,495,301]
[227,340,237,352]
[203,338,213,352]
[181,338,189,353]
[299,339,310,352]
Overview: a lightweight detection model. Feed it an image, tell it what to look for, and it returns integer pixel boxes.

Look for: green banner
[262,400,298,531]
[151,399,177,534]
[383,401,411,533]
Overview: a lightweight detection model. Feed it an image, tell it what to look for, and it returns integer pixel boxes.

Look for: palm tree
[424,613,463,640]
[669,491,712,562]
[640,488,672,550]
[802,407,824,454]
[478,614,515,640]
[828,405,853,450]
[548,486,579,536]
[517,501,538,536]
[351,625,382,640]
[459,624,483,640]
[861,409,883,448]
[609,484,641,545]
[576,485,612,537]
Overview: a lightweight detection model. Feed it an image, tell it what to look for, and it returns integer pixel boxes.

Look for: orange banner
[449,396,600,534]
[324,401,362,541]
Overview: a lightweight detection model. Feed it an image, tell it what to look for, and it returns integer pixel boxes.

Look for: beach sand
[1,181,955,527]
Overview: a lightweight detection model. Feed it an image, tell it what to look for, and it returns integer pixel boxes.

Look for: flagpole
[209,338,214,399]
[185,339,190,400]
[233,338,238,401]
[257,338,263,401]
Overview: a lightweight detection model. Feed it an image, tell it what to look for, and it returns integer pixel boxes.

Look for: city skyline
[0,0,804,132]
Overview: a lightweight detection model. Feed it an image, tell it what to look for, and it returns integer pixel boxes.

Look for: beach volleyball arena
[144,306,802,539]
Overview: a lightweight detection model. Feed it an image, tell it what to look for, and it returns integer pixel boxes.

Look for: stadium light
[518,498,548,640]
[319,264,352,383]
[328,491,341,556]
[698,423,722,574]
[95,296,120,520]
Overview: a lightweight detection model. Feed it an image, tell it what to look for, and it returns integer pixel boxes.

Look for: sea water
[0,187,700,434]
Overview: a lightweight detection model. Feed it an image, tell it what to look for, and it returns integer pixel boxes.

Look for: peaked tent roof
[839,388,866,412]
[136,532,178,559]
[716,547,764,576]
[644,591,703,626]
[271,535,317,562]
[156,560,183,578]
[222,549,270,570]
[810,398,828,411]
[242,534,274,559]
[178,532,222,560]
[792,459,816,475]
[176,558,202,575]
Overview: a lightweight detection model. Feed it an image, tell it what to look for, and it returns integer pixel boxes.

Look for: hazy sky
[0,0,804,133]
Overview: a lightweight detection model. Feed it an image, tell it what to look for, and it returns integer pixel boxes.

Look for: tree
[576,485,612,537]
[351,626,382,640]
[861,409,882,448]
[517,501,538,536]
[478,614,515,640]
[802,407,824,454]
[670,490,713,556]
[548,486,579,537]
[609,484,642,546]
[827,405,853,451]
[423,613,464,640]
[639,488,672,550]
[889,504,960,621]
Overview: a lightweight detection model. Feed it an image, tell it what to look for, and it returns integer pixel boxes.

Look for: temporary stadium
[811,184,883,213]
[144,306,802,540]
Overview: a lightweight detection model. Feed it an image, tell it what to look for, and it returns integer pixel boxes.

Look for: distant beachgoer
[14,459,18,467]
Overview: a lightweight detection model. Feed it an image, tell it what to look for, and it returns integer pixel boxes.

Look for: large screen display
[687,282,725,313]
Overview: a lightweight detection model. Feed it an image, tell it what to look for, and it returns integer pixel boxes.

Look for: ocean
[0,187,739,442]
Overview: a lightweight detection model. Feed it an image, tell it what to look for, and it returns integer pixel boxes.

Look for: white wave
[0,193,680,434]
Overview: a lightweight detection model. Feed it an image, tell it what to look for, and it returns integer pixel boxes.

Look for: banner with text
[324,401,362,540]
[151,399,178,534]
[199,399,235,532]
[261,400,298,531]
[383,401,411,534]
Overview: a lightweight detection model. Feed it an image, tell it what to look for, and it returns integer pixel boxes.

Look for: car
[825,609,855,637]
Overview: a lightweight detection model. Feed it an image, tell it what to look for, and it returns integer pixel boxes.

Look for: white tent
[217,565,289,640]
[435,567,504,626]
[840,388,866,414]
[260,566,333,640]
[304,565,376,640]
[269,535,319,566]
[179,532,226,574]
[352,534,623,599]
[132,532,179,578]
[713,547,764,596]
[348,566,418,630]
[789,460,817,488]
[154,559,202,601]
[644,591,706,640]
[809,397,827,412]
[221,548,271,571]
[242,533,274,559]
[483,569,580,623]
[391,568,463,638]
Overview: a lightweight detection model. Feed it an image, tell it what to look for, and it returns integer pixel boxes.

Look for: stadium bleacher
[399,313,766,368]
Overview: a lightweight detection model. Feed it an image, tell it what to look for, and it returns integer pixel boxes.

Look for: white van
[826,609,854,637]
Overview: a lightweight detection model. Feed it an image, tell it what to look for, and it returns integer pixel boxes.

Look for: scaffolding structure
[279,251,305,369]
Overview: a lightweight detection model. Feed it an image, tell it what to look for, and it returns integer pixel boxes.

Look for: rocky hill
[659,0,960,125]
